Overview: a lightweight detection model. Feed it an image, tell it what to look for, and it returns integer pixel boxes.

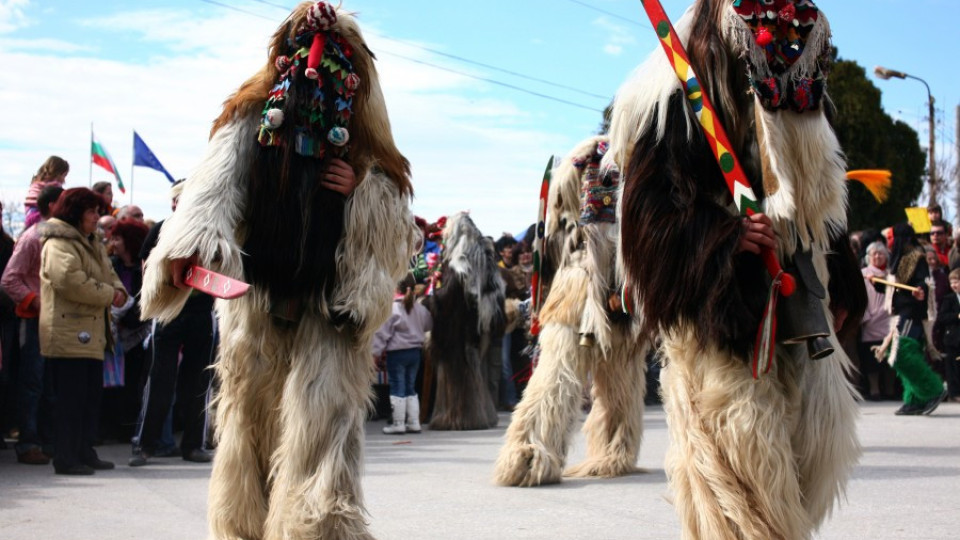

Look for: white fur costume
[140,4,419,539]
[495,136,649,486]
[609,2,861,539]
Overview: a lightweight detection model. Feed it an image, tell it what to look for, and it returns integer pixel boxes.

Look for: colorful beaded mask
[731,0,828,112]
[257,2,360,159]
[575,140,620,225]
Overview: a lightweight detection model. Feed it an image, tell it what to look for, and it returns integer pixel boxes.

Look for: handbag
[103,341,125,388]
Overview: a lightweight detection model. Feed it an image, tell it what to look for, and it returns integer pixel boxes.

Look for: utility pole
[955,105,959,227]
[874,66,938,206]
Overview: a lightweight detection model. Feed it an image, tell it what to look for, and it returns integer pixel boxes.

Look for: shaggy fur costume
[494,136,649,487]
[428,212,506,430]
[609,2,864,539]
[140,4,419,539]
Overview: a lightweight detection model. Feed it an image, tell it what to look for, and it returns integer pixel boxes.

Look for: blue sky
[0,0,957,236]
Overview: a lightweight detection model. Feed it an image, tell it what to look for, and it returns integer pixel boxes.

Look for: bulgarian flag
[91,133,125,193]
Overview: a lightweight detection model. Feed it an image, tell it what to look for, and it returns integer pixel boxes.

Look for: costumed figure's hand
[170,254,199,290]
[737,213,777,255]
[833,308,848,333]
[911,286,925,301]
[322,159,358,196]
[112,288,128,308]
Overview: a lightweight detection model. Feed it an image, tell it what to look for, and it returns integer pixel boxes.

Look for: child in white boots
[372,275,433,434]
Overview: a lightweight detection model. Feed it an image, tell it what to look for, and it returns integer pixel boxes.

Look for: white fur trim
[757,106,847,254]
[332,169,419,346]
[141,115,253,323]
[607,6,696,171]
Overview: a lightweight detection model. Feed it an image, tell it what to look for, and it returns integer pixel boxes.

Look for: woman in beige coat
[39,188,127,475]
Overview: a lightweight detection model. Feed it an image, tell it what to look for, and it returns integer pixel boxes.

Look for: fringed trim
[723,8,832,112]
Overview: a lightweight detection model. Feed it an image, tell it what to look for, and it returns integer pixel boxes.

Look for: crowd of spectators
[0,156,216,475]
[850,203,958,414]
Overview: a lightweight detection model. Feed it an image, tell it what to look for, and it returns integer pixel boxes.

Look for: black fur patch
[620,92,767,357]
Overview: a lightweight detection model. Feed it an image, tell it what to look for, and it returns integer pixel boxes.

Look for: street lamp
[874,65,937,207]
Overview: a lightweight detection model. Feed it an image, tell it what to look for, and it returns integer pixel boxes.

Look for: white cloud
[593,16,636,57]
[0,36,94,53]
[0,0,30,34]
[0,4,590,238]
[604,44,623,55]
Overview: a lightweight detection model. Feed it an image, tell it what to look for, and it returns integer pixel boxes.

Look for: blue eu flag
[133,131,176,183]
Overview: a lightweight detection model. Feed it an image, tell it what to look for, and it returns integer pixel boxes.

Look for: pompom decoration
[596,140,609,156]
[756,26,773,47]
[264,108,284,129]
[344,73,361,91]
[778,3,796,23]
[307,2,337,30]
[275,55,291,72]
[327,126,349,146]
[305,67,319,80]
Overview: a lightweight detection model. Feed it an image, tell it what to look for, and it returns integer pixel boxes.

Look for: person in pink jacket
[372,274,432,434]
[859,241,897,401]
[1,185,63,465]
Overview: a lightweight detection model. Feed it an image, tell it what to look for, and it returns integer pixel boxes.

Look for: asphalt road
[1,401,958,539]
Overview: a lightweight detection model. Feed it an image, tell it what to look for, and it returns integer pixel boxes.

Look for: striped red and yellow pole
[639,0,795,297]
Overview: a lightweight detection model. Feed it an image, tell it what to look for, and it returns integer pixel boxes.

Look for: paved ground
[1,400,958,539]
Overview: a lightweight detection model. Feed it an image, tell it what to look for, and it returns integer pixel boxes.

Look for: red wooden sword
[183,265,250,299]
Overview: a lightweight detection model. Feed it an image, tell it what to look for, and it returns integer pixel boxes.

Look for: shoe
[383,396,407,434]
[949,396,960,404]
[922,389,948,415]
[55,464,95,476]
[128,452,151,467]
[154,446,181,458]
[85,458,115,470]
[183,449,213,463]
[895,403,924,416]
[17,447,51,465]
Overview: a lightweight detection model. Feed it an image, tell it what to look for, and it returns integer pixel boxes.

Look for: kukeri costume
[427,212,506,430]
[495,136,649,487]
[609,1,864,538]
[140,3,418,539]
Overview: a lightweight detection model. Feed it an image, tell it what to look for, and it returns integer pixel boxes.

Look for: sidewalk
[1,401,958,539]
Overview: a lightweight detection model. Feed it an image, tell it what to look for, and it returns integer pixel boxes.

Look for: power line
[200,0,273,20]
[377,50,604,113]
[199,0,608,113]
[370,33,610,101]
[242,0,610,101]
[564,0,646,27]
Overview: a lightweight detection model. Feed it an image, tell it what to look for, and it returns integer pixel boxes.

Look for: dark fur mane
[619,0,771,355]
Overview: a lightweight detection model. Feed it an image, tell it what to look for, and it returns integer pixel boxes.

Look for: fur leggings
[660,331,860,540]
[494,321,648,486]
[207,295,375,540]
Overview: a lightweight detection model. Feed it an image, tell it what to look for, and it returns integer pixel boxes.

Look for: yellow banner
[904,207,932,233]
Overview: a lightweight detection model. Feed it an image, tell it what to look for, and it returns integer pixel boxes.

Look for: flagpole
[89,123,93,188]
[130,129,135,205]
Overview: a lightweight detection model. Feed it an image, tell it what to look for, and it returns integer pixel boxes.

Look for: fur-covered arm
[140,116,253,323]
[331,168,419,346]
[619,94,766,356]
[827,232,867,343]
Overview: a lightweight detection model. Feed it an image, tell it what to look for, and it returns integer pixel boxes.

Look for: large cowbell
[776,249,834,360]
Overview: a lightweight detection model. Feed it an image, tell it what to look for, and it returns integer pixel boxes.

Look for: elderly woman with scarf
[880,224,948,415]
[859,241,897,401]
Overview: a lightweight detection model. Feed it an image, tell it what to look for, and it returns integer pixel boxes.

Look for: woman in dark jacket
[39,188,126,475]
[102,218,150,440]
[886,223,947,415]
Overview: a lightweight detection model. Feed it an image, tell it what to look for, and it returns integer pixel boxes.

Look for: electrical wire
[564,0,646,27]
[237,0,611,100]
[199,0,610,112]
